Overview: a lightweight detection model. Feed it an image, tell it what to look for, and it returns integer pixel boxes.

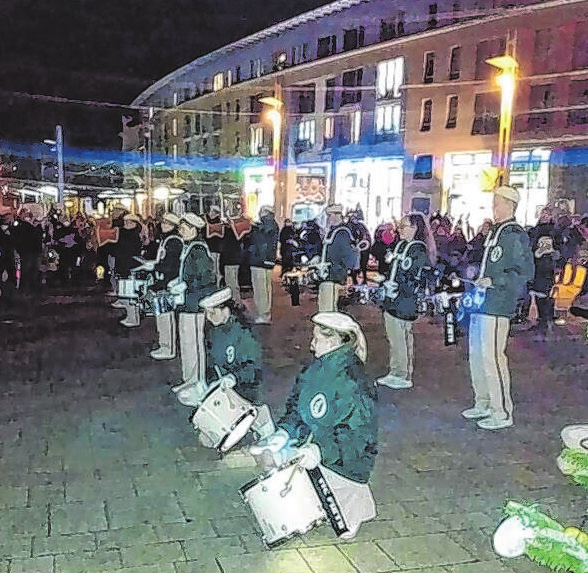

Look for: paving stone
[120,541,185,568]
[448,560,519,573]
[298,545,358,573]
[33,533,96,556]
[65,479,135,503]
[106,494,185,529]
[0,535,32,560]
[50,501,108,534]
[153,520,217,542]
[217,549,313,573]
[445,527,498,562]
[0,485,28,509]
[182,537,245,561]
[339,541,399,573]
[210,515,256,537]
[9,556,54,573]
[440,512,498,531]
[388,515,448,537]
[373,502,414,521]
[28,484,65,507]
[173,559,222,573]
[54,549,122,572]
[0,561,7,573]
[0,507,48,536]
[378,533,474,569]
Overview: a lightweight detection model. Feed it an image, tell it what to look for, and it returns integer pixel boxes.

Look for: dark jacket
[151,234,183,291]
[114,226,142,277]
[248,214,279,269]
[324,225,356,283]
[220,225,243,267]
[178,241,217,312]
[278,345,378,483]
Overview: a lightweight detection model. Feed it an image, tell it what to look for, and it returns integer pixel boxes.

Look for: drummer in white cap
[250,311,378,539]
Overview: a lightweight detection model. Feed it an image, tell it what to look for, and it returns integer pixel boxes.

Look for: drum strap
[307,467,349,537]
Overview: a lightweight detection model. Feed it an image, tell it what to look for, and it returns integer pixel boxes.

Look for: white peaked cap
[182,213,206,228]
[162,212,181,226]
[312,311,367,363]
[199,286,232,309]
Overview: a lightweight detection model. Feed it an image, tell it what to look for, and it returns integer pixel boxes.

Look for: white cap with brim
[182,213,206,228]
[162,213,181,226]
[561,424,588,450]
[199,287,232,309]
[490,185,520,204]
[124,213,141,224]
[311,311,367,363]
[326,204,344,215]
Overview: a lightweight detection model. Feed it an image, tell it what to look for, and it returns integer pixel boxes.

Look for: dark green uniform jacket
[278,345,378,483]
[205,316,262,403]
[476,219,534,317]
[178,241,217,312]
[151,234,183,291]
[324,226,357,284]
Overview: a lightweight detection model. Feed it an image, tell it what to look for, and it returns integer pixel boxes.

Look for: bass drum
[240,460,326,548]
[191,384,258,453]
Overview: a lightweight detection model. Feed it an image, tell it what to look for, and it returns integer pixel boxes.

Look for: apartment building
[129,0,588,231]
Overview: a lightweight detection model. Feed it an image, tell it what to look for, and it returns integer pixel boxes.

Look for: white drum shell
[117,278,147,299]
[241,463,326,547]
[191,386,258,453]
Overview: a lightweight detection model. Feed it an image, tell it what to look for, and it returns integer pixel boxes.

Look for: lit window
[423,52,435,84]
[173,144,178,161]
[414,155,433,179]
[376,103,401,134]
[227,69,232,87]
[213,73,224,92]
[420,99,433,131]
[173,92,178,106]
[377,57,404,99]
[446,95,458,128]
[324,116,334,139]
[172,118,178,137]
[449,46,461,80]
[350,110,362,143]
[297,119,316,144]
[250,126,264,155]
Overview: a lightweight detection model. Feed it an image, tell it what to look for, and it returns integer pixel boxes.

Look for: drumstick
[280,432,314,497]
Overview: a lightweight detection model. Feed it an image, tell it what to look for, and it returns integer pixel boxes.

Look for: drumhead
[219,409,256,453]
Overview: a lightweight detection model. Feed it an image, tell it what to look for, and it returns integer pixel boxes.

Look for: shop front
[243,165,275,220]
[290,163,330,225]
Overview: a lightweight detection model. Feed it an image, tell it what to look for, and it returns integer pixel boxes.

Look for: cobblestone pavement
[1,274,588,572]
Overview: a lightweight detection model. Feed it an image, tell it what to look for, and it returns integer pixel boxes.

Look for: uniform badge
[401,255,413,270]
[489,246,503,263]
[225,345,235,364]
[309,392,328,419]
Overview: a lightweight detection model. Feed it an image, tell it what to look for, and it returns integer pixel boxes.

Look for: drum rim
[239,456,303,495]
[218,408,257,453]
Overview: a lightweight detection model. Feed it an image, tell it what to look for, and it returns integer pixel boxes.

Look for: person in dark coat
[11,210,43,293]
[279,218,297,276]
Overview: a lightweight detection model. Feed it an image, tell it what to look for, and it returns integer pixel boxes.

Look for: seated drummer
[251,311,378,539]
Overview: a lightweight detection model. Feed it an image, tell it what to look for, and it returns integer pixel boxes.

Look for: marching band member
[317,205,356,312]
[169,213,217,394]
[376,213,434,389]
[250,311,378,539]
[222,208,251,301]
[144,213,184,360]
[462,186,533,430]
[247,206,279,324]
[113,213,144,328]
[204,205,224,286]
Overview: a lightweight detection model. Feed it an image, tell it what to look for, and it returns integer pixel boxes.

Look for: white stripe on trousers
[468,313,513,419]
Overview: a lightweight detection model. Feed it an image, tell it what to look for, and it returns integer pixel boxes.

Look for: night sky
[0,0,330,149]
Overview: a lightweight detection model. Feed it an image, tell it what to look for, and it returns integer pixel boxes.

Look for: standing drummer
[250,311,378,539]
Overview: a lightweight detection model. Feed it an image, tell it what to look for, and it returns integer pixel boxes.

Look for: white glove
[384,251,394,264]
[297,443,321,470]
[141,261,155,271]
[219,374,237,390]
[169,280,187,295]
[249,428,291,457]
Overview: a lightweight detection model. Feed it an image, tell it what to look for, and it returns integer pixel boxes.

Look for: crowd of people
[2,185,588,543]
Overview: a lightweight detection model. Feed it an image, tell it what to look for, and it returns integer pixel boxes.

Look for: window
[250,58,262,78]
[342,68,363,105]
[317,35,337,58]
[471,92,500,135]
[343,27,364,51]
[236,66,241,83]
[226,69,232,87]
[350,110,362,143]
[449,46,461,80]
[446,95,458,128]
[397,11,405,36]
[249,95,263,124]
[452,1,461,23]
[569,79,588,105]
[324,116,335,140]
[250,126,264,155]
[185,142,191,156]
[213,72,224,91]
[414,155,433,179]
[377,57,404,99]
[234,132,241,154]
[172,118,178,137]
[572,21,588,70]
[529,84,555,109]
[423,52,435,84]
[173,92,178,106]
[533,29,555,75]
[184,116,191,138]
[375,103,401,135]
[325,78,336,111]
[235,100,240,121]
[297,119,316,145]
[380,19,395,41]
[420,99,433,131]
[212,105,222,131]
[428,3,438,29]
[475,38,506,80]
[292,43,310,64]
[295,85,316,113]
[173,144,178,161]
[226,102,231,119]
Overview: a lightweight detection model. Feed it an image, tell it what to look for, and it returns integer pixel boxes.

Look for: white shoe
[339,524,360,540]
[119,318,140,328]
[254,318,271,325]
[375,373,413,389]
[461,407,491,420]
[477,416,513,430]
[110,300,126,309]
[150,348,175,360]
[555,317,567,326]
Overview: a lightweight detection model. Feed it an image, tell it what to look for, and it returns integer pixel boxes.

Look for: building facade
[129,0,588,231]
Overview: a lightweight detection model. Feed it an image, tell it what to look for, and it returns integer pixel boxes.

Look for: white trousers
[178,312,206,384]
[468,313,513,420]
[383,312,414,381]
[154,311,177,357]
[224,264,240,300]
[251,267,272,322]
[210,252,221,286]
[318,281,340,312]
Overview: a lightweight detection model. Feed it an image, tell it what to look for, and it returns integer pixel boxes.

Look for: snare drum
[191,385,258,453]
[117,278,147,299]
[240,460,326,547]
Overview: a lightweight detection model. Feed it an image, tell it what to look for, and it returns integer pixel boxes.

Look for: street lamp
[260,96,283,216]
[486,54,518,185]
[43,125,65,208]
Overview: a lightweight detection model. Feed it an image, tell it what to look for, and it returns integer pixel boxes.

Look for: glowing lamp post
[259,96,283,214]
[486,55,518,185]
[43,124,65,208]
